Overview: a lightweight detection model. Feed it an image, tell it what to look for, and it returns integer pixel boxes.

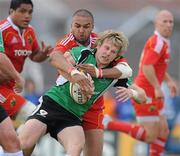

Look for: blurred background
[1,0,180,155]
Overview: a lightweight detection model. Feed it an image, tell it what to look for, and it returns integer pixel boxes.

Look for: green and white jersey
[0,31,5,52]
[45,46,118,120]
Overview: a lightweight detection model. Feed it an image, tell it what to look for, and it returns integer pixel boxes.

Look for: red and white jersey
[135,31,170,91]
[0,17,39,73]
[54,32,97,53]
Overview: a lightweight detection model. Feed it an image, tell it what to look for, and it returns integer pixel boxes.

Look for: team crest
[148,105,157,112]
[27,35,33,45]
[10,98,16,107]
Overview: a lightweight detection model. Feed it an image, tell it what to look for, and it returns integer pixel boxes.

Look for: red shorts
[82,109,104,130]
[0,86,26,117]
[82,96,104,130]
[132,98,164,117]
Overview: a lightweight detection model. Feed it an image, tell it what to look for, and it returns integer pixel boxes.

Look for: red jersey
[0,17,39,73]
[135,31,170,93]
[54,32,97,53]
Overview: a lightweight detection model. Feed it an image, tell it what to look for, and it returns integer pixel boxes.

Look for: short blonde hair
[95,30,129,53]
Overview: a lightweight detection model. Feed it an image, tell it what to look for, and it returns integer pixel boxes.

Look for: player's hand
[77,64,102,78]
[154,87,164,99]
[13,75,24,93]
[41,41,53,56]
[115,87,133,102]
[71,72,94,96]
[167,80,178,97]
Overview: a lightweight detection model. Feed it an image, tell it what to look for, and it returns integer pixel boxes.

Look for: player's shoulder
[0,19,11,31]
[26,25,36,32]
[148,33,165,45]
[57,33,75,45]
[147,33,166,53]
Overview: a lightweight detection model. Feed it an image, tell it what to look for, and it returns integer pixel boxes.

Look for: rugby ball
[70,82,89,104]
[69,71,93,104]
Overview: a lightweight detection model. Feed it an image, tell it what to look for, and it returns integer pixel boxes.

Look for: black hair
[10,0,33,10]
[73,9,94,23]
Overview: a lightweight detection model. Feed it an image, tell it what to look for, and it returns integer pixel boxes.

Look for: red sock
[108,120,146,141]
[149,137,166,156]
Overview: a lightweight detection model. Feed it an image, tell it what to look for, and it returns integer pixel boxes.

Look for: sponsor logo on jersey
[11,36,18,44]
[15,49,32,56]
[0,94,6,103]
[27,35,33,45]
[148,105,157,112]
[37,109,48,117]
[10,98,16,107]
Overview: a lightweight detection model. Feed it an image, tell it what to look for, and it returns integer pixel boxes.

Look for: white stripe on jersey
[60,33,74,46]
[136,127,145,139]
[154,138,166,147]
[154,36,164,54]
[0,94,6,103]
[64,35,74,45]
[0,21,11,32]
[137,116,160,122]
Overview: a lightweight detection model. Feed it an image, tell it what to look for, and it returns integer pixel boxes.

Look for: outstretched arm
[115,84,147,104]
[77,62,132,79]
[0,53,24,93]
[49,50,93,94]
[142,64,164,99]
[29,41,53,62]
[164,72,178,97]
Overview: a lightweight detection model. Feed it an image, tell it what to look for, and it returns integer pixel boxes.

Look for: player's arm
[115,84,147,104]
[49,50,75,74]
[164,72,178,97]
[77,61,132,79]
[49,50,93,93]
[0,53,24,93]
[103,62,132,79]
[142,64,163,99]
[29,41,53,62]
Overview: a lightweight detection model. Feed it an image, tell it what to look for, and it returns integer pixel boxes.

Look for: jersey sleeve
[53,40,68,53]
[142,37,164,65]
[0,31,5,53]
[113,78,132,88]
[53,34,76,53]
[111,56,127,66]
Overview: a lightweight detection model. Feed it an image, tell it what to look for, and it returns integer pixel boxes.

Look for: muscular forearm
[142,64,160,89]
[130,84,147,103]
[164,72,172,82]
[102,62,132,79]
[49,51,74,73]
[30,51,48,62]
[102,68,121,79]
[0,53,21,81]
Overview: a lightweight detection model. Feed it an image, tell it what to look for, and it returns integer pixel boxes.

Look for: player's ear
[9,9,14,15]
[70,24,73,32]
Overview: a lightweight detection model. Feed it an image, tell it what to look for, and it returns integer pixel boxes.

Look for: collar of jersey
[154,30,170,44]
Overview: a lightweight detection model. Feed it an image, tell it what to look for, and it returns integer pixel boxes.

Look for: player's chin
[100,60,109,66]
[20,23,29,29]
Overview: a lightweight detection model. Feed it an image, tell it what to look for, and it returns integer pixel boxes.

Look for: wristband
[95,68,103,78]
[97,68,103,78]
